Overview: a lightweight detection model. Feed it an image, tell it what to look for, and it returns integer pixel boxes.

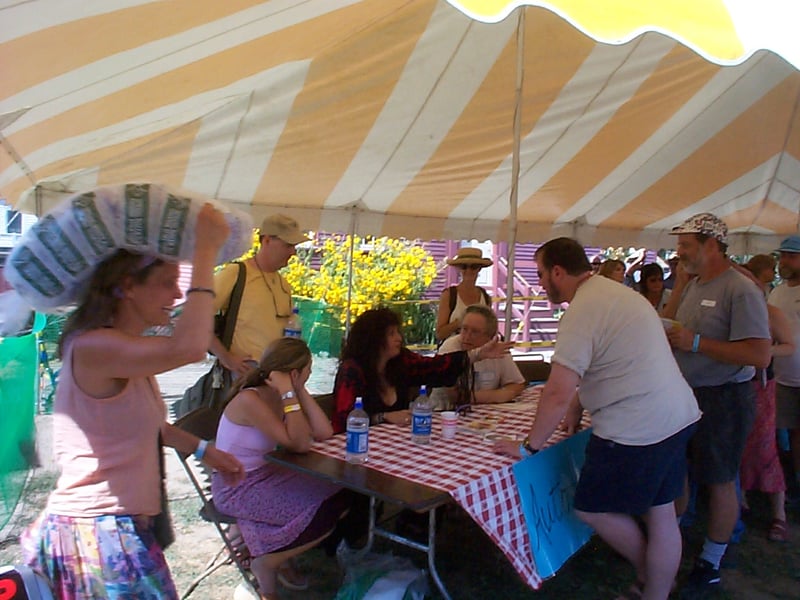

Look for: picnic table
[266,386,591,599]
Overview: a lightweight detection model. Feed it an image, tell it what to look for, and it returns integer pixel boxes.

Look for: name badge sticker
[701,299,716,307]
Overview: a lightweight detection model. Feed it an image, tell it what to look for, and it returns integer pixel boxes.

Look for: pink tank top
[47,340,165,517]
[216,412,276,472]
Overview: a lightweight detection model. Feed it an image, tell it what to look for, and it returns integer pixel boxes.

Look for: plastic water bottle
[411,385,432,445]
[283,307,302,338]
[346,397,369,464]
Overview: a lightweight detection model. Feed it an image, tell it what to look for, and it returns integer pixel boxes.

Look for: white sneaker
[233,581,259,600]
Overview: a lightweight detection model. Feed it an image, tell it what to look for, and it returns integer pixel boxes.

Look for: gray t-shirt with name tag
[674,268,769,387]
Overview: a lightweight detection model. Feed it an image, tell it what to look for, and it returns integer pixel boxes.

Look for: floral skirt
[21,512,178,600]
[740,379,786,494]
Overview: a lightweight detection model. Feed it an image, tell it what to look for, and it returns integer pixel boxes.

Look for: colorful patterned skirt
[21,512,178,600]
[740,379,786,494]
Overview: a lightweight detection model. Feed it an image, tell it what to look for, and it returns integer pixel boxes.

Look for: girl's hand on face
[266,370,293,395]
[290,368,310,390]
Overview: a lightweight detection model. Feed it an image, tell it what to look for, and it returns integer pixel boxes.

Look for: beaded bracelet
[186,287,216,298]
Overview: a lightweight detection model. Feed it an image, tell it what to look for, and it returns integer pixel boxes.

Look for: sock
[699,538,727,570]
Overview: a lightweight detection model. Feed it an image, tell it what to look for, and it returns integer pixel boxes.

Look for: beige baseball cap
[260,214,309,245]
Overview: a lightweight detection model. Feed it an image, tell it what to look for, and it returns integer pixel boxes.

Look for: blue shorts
[690,381,755,484]
[573,424,696,516]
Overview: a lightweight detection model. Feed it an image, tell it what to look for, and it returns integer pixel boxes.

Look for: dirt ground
[1,361,799,599]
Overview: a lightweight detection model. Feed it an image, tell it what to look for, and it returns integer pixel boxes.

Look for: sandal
[768,518,788,542]
[277,561,309,592]
[226,528,253,569]
[614,580,644,600]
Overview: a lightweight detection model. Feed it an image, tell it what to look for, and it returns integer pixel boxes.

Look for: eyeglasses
[458,264,482,271]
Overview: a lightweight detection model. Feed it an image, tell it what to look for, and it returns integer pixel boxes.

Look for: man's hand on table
[492,439,522,458]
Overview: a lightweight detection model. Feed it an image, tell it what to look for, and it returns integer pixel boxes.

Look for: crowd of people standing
[16,203,799,600]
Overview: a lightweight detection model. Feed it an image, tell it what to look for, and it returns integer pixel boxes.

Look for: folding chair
[513,355,552,384]
[312,393,335,420]
[172,407,260,599]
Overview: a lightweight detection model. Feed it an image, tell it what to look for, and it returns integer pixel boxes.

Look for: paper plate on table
[458,416,503,436]
[484,432,514,443]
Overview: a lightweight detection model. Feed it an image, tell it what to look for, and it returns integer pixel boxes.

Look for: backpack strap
[220,262,246,350]
[447,285,458,320]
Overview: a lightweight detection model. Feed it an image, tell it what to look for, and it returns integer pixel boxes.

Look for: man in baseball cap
[662,212,770,595]
[209,214,309,377]
[260,214,310,246]
[669,212,729,246]
[769,233,800,514]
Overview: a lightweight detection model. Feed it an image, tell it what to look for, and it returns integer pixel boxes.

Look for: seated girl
[212,337,350,599]
[332,307,512,433]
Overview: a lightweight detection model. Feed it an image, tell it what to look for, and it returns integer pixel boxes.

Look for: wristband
[193,439,209,461]
[692,333,701,353]
[280,390,295,401]
[519,443,531,458]
[283,403,302,414]
[186,287,216,298]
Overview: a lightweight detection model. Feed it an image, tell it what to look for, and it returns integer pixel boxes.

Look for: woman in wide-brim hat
[436,247,493,342]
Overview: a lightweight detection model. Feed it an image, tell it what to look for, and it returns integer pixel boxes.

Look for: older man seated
[431,304,525,409]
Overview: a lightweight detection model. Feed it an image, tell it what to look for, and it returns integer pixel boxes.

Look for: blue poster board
[511,428,593,579]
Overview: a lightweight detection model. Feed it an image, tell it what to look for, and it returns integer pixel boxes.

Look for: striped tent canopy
[2,0,800,253]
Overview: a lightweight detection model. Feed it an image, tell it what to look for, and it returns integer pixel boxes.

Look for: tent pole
[344,207,357,338]
[504,7,525,342]
[35,185,42,217]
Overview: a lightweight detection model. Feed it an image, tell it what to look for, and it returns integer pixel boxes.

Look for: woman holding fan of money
[21,204,244,600]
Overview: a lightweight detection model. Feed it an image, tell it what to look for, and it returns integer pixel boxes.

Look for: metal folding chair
[172,407,260,599]
[513,355,552,384]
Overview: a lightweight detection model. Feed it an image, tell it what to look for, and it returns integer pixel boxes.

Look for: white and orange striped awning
[2,0,800,253]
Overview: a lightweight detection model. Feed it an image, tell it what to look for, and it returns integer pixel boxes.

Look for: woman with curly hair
[332,307,512,433]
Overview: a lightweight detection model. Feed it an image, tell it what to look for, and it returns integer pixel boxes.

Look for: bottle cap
[354,396,363,407]
[419,385,427,395]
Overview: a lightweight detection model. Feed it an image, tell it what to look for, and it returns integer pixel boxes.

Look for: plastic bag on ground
[334,541,429,600]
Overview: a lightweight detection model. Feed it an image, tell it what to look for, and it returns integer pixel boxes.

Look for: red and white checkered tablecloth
[309,386,591,590]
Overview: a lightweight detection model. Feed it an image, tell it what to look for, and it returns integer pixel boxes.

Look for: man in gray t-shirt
[663,212,770,595]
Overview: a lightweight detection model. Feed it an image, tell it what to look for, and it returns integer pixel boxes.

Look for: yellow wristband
[283,403,302,415]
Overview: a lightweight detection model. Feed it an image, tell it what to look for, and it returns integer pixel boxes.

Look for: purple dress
[211,413,341,556]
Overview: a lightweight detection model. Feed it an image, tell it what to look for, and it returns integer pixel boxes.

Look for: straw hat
[446,247,493,267]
